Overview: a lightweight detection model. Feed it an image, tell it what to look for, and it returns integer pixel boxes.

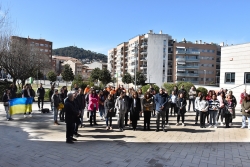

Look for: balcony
[186,59,200,62]
[176,73,199,77]
[176,58,186,62]
[140,58,147,62]
[176,51,200,55]
[141,43,148,48]
[168,51,173,54]
[140,51,147,55]
[185,65,199,69]
[140,65,147,69]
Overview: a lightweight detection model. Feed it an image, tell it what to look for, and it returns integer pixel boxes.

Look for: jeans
[170,103,177,115]
[216,108,224,123]
[59,108,65,121]
[225,114,231,127]
[195,109,200,123]
[200,111,206,127]
[54,107,58,122]
[90,108,97,125]
[125,111,129,126]
[117,112,125,129]
[177,112,185,123]
[242,115,250,128]
[165,108,169,124]
[209,110,217,126]
[38,96,44,109]
[106,117,112,126]
[144,111,151,130]
[80,109,84,124]
[188,99,195,111]
[156,111,166,130]
[5,106,11,119]
[99,108,105,117]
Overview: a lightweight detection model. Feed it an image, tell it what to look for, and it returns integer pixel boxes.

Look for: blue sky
[2,0,250,54]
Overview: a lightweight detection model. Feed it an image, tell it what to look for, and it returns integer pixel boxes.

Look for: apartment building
[11,36,53,70]
[52,56,78,74]
[220,42,250,109]
[172,40,221,85]
[108,30,173,86]
[61,59,83,75]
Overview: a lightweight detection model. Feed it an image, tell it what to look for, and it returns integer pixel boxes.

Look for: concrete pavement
[0,102,250,167]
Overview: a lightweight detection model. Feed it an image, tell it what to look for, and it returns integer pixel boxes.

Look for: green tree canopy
[132,71,147,86]
[122,73,132,84]
[99,68,112,85]
[47,71,57,82]
[62,64,74,82]
[141,84,160,94]
[196,87,208,96]
[89,68,101,82]
[163,81,195,98]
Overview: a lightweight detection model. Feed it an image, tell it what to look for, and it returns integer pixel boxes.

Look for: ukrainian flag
[9,98,33,115]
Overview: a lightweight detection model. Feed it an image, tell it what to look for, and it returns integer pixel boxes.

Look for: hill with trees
[52,46,107,62]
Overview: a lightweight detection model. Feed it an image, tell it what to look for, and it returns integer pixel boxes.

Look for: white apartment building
[108,30,173,87]
[220,42,250,109]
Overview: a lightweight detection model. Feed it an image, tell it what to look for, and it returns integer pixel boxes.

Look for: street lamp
[134,44,139,91]
[204,70,206,85]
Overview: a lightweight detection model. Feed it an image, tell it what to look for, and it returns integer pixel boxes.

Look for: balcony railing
[186,59,200,62]
[176,73,199,77]
[176,58,186,62]
[176,51,200,55]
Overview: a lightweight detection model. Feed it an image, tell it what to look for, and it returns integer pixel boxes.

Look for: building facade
[11,36,53,69]
[220,42,250,109]
[173,40,221,85]
[108,30,173,86]
[52,56,78,74]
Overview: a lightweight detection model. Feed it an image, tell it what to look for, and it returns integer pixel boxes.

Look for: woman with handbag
[142,92,153,130]
[2,89,12,121]
[176,93,187,126]
[104,94,115,130]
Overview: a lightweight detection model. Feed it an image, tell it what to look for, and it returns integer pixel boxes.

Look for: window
[40,44,44,46]
[245,72,250,84]
[163,40,167,45]
[225,72,235,83]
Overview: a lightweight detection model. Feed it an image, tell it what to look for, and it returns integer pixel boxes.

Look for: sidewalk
[0,103,250,167]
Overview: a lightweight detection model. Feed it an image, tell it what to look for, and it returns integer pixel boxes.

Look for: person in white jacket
[194,92,202,124]
[198,95,209,128]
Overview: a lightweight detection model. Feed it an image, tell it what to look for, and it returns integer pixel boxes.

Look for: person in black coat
[73,91,82,137]
[37,83,45,110]
[64,92,79,144]
[176,93,187,126]
[130,91,142,131]
[76,88,86,128]
[2,89,12,121]
[9,84,17,99]
[104,94,115,130]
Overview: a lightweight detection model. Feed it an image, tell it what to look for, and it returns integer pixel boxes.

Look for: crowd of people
[2,83,250,144]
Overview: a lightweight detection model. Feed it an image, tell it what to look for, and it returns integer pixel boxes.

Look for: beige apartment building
[172,40,221,85]
[108,31,221,86]
[108,30,174,86]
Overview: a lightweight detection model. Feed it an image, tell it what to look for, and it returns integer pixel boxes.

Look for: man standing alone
[37,83,45,110]
[155,88,168,132]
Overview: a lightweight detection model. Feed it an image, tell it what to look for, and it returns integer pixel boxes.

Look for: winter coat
[115,96,127,114]
[37,87,45,97]
[64,98,78,123]
[154,93,168,112]
[176,98,187,114]
[130,98,141,121]
[104,99,115,118]
[241,100,250,117]
[143,98,154,112]
[98,95,106,110]
[53,94,60,108]
[76,94,86,110]
[88,94,99,111]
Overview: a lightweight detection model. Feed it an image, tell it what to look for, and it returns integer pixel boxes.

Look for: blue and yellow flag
[9,98,33,115]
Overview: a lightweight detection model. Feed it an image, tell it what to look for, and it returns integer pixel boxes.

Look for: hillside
[52,46,107,62]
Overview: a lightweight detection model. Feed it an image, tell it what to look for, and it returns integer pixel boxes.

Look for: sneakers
[214,126,217,129]
[24,114,27,118]
[229,123,232,126]
[208,125,213,128]
[220,122,224,126]
[29,113,32,118]
[241,126,245,129]
[176,123,179,126]
[106,126,109,130]
[110,126,113,130]
[182,123,185,126]
[166,123,170,127]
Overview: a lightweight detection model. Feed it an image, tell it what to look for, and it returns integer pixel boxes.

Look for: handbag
[58,103,64,110]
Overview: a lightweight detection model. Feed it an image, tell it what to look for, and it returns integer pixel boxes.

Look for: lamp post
[204,70,206,85]
[134,44,139,91]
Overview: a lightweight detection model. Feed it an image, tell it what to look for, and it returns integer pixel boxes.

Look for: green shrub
[163,81,195,98]
[196,87,208,96]
[141,84,160,94]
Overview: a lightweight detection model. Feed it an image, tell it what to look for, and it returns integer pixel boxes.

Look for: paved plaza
[0,102,250,167]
